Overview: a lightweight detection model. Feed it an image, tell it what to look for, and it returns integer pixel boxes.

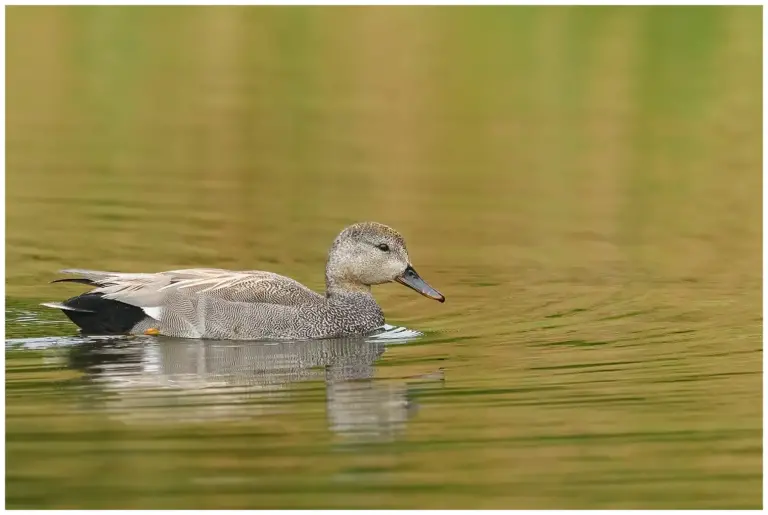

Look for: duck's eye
[377,243,390,252]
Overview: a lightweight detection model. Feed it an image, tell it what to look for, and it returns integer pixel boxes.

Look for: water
[5,6,762,509]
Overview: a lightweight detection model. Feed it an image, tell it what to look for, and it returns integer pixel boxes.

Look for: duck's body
[43,222,444,340]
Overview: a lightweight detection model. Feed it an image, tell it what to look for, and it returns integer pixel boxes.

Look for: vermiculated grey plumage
[43,222,444,339]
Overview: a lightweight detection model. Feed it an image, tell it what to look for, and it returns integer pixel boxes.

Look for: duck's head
[325,222,445,302]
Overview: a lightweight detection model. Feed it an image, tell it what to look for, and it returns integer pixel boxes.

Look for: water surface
[6,6,762,509]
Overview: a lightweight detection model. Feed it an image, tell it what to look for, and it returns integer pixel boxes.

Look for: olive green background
[6,6,762,509]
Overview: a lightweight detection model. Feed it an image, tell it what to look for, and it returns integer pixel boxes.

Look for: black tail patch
[57,293,147,335]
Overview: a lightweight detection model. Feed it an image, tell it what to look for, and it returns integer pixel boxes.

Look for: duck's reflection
[65,330,442,441]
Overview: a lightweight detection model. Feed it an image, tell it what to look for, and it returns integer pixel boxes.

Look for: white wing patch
[142,307,161,320]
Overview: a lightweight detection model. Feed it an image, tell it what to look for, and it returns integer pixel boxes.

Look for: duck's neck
[324,251,372,299]
[324,272,384,331]
[325,275,373,299]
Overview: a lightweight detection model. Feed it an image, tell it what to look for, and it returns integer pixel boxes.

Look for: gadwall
[42,222,444,340]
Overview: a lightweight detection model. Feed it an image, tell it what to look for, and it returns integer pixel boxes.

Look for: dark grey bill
[395,266,445,303]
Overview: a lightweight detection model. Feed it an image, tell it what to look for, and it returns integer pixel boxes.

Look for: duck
[42,222,445,340]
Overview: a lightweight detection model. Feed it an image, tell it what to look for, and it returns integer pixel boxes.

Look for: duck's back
[169,269,325,306]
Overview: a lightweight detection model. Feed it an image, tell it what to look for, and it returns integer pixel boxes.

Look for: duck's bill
[395,266,445,303]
